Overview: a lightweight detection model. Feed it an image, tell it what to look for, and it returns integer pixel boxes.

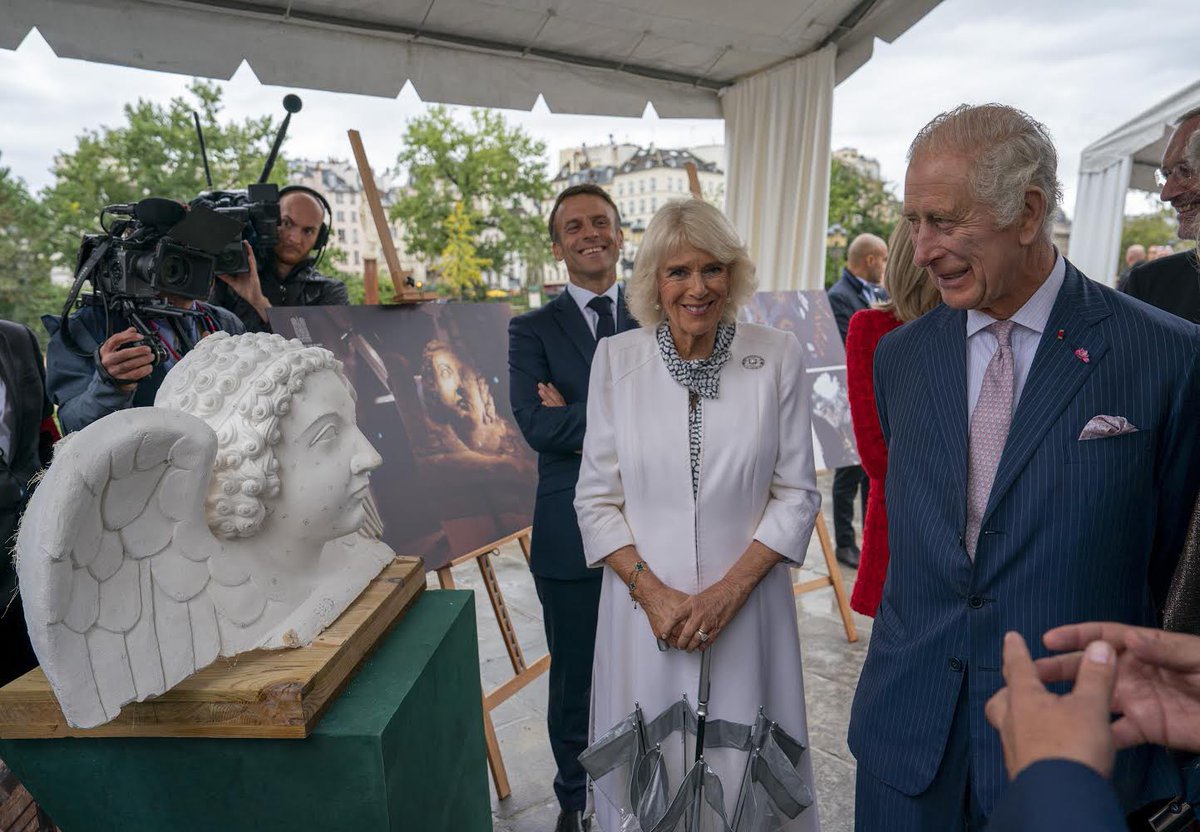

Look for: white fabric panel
[722,45,835,292]
[1069,157,1131,286]
[1,0,937,118]
[1071,80,1200,278]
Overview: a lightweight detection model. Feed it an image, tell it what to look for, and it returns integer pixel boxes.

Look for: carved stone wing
[16,408,223,729]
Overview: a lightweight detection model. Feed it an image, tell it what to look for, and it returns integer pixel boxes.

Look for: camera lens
[160,253,191,288]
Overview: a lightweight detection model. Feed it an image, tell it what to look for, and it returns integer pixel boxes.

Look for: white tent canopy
[1070,80,1200,284]
[2,0,941,289]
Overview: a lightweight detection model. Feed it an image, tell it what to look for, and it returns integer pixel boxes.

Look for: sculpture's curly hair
[155,332,342,540]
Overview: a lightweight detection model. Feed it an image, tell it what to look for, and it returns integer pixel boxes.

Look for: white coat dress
[575,322,822,832]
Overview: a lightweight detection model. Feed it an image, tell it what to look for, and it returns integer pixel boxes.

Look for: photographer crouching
[208,186,348,333]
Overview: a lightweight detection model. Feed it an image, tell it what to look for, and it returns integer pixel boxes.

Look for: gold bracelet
[628,561,646,596]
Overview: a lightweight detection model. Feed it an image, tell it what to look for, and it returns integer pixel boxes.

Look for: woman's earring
[654,302,661,311]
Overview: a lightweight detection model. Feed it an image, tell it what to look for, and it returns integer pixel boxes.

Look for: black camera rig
[57,94,305,378]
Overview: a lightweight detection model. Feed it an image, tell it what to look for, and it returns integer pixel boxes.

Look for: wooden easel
[343,129,539,798]
[347,129,438,305]
[792,508,858,644]
[435,527,548,800]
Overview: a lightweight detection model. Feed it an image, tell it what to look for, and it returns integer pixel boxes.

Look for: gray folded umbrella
[580,648,814,832]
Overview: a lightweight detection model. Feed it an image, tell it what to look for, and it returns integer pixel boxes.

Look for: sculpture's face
[272,369,382,542]
[426,344,502,434]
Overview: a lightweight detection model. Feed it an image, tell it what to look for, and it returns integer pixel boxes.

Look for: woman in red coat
[845,221,941,616]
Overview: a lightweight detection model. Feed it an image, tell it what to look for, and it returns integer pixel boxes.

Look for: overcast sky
[2,0,1198,218]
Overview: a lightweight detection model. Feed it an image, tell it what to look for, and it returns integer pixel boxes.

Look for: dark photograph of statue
[741,290,860,471]
[271,303,536,570]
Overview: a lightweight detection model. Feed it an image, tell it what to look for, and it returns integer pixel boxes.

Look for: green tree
[389,106,551,288]
[40,79,290,265]
[436,202,492,300]
[825,157,900,286]
[1119,209,1188,271]
[0,158,69,349]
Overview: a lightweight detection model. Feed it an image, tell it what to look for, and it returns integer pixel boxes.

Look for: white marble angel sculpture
[15,332,395,728]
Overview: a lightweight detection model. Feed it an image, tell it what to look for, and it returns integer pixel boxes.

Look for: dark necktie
[588,295,616,340]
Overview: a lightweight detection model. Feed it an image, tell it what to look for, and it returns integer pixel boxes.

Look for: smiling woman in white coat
[575,198,822,831]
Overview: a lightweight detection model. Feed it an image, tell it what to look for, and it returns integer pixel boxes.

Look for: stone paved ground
[436,472,874,832]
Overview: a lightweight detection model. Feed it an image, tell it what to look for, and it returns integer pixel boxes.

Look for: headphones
[278,184,333,256]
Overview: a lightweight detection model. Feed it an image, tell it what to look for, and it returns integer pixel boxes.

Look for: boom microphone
[133,198,188,228]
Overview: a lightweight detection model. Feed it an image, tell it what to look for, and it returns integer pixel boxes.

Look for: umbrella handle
[698,648,712,706]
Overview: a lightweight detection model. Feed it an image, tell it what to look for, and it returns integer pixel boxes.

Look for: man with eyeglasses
[209,186,349,333]
[1121,107,1200,324]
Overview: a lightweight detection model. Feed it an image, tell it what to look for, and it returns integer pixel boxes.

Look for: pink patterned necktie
[966,320,1016,559]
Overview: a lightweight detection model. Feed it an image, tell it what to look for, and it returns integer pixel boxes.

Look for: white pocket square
[1079,415,1138,440]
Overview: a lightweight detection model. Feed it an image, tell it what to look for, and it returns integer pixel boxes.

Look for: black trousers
[534,572,603,812]
[832,465,869,549]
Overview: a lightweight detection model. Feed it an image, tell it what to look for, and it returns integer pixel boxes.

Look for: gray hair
[626,199,757,327]
[1173,105,1200,127]
[908,104,1062,240]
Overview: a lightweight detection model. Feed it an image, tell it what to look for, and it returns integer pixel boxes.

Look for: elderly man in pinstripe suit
[847,103,1200,830]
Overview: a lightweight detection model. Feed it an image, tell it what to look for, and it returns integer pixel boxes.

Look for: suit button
[968,595,984,609]
[948,657,963,672]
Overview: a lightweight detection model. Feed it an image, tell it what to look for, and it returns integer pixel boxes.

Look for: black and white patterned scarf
[656,320,735,498]
[655,320,736,400]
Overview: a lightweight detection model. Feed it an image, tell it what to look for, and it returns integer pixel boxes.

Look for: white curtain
[721,45,836,291]
[1069,157,1132,286]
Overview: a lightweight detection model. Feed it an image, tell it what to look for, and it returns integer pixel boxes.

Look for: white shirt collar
[566,279,620,317]
[966,250,1066,339]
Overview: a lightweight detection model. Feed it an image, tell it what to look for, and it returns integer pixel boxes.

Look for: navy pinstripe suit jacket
[847,261,1200,815]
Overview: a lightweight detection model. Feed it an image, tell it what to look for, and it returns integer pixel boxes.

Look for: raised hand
[985,631,1118,779]
[98,328,155,391]
[1036,621,1200,753]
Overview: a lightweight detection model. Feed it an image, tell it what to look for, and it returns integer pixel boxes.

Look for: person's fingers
[1035,652,1082,684]
[1110,716,1150,750]
[103,349,154,375]
[1127,629,1200,673]
[984,687,1010,731]
[1070,641,1117,716]
[1043,622,1135,653]
[661,598,691,643]
[1001,632,1043,694]
[678,614,703,651]
[102,328,144,353]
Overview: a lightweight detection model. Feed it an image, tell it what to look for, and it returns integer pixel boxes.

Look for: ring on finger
[697,629,710,643]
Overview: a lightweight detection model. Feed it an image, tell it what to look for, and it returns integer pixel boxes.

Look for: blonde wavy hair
[156,332,342,540]
[877,221,942,323]
[626,199,757,327]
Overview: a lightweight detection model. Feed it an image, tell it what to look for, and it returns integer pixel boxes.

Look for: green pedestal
[0,590,490,832]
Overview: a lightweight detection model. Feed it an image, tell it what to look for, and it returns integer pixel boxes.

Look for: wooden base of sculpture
[0,556,424,739]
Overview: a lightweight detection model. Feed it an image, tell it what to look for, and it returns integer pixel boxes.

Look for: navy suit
[849,262,1200,828]
[507,286,637,811]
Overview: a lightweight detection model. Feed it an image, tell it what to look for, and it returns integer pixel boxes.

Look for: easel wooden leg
[436,530,547,803]
[815,513,858,644]
[481,694,512,800]
[477,550,527,675]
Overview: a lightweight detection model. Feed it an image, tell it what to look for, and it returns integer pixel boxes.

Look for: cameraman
[209,186,349,333]
[43,260,246,435]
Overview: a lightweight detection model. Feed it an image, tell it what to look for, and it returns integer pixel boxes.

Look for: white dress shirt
[966,252,1066,418]
[565,280,621,339]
